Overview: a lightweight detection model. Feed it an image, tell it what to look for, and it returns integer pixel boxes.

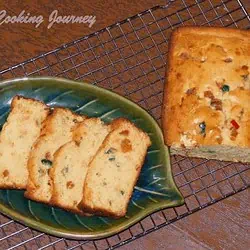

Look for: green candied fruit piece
[221,84,230,92]
[41,159,52,167]
[199,121,206,134]
[108,156,115,161]
[105,147,116,154]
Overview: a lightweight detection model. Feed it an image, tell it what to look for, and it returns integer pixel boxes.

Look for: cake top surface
[163,26,250,148]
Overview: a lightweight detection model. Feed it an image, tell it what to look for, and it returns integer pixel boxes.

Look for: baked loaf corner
[162,26,250,163]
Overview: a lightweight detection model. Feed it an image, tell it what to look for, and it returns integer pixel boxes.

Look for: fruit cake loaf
[162,26,250,163]
[81,118,151,218]
[25,108,85,203]
[50,118,110,214]
[0,96,49,189]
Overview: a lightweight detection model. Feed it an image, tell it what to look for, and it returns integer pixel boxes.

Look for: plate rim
[0,76,184,240]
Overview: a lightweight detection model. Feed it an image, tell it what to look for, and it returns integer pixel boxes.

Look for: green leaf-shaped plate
[0,77,184,239]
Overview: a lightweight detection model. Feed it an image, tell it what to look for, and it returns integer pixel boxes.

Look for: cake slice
[50,118,110,214]
[162,26,250,163]
[25,108,85,203]
[81,118,151,218]
[0,96,49,189]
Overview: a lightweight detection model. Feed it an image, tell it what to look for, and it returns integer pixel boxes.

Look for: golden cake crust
[162,26,250,149]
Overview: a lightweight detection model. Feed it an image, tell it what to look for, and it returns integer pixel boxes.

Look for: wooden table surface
[0,0,250,249]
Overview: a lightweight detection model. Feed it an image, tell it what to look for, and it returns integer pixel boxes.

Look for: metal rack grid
[0,0,250,249]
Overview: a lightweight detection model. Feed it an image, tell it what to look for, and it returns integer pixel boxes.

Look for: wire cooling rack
[0,0,250,249]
